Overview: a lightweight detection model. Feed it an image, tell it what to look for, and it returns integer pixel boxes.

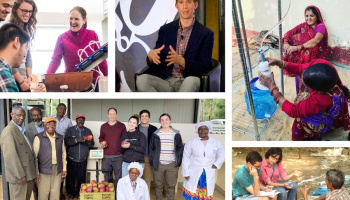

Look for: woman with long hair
[10,0,37,92]
[46,6,108,90]
[259,58,350,141]
[120,115,146,177]
[283,5,329,97]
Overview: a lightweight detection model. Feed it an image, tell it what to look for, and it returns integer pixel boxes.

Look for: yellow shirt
[33,132,67,171]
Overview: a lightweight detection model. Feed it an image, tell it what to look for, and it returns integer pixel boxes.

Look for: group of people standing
[257,5,350,140]
[0,0,108,92]
[0,104,225,200]
[233,148,350,200]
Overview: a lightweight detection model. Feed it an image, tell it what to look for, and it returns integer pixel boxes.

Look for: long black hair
[302,63,350,100]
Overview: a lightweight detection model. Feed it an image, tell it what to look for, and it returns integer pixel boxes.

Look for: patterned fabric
[159,130,176,165]
[326,187,350,200]
[282,5,329,96]
[172,19,195,78]
[183,169,213,200]
[0,57,19,92]
[50,115,73,137]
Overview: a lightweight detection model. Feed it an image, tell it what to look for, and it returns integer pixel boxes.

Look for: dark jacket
[65,125,94,162]
[137,124,157,145]
[37,131,63,175]
[145,19,214,79]
[120,130,146,163]
[148,127,184,170]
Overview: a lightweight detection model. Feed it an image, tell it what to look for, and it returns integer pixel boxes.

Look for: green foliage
[201,99,225,121]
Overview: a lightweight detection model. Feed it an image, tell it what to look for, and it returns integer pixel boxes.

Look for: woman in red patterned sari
[282,5,329,97]
[259,58,350,141]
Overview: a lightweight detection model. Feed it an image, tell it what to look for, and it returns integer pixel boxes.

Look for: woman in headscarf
[259,58,350,141]
[117,162,150,200]
[182,121,225,199]
[282,5,329,97]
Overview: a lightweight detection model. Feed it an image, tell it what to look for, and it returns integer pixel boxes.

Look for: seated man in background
[136,0,214,92]
[232,151,275,200]
[300,169,350,200]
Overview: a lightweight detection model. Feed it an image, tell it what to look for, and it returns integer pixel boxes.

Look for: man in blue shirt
[233,151,274,200]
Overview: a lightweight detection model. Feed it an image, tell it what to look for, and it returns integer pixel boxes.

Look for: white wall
[235,0,350,47]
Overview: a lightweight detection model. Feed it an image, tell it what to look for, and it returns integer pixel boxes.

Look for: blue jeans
[275,180,298,200]
[122,162,145,177]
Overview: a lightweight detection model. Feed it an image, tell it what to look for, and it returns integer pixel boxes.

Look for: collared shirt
[326,187,350,200]
[11,120,32,152]
[171,19,195,78]
[51,115,73,137]
[259,158,287,184]
[0,57,19,92]
[34,124,45,134]
[33,132,67,171]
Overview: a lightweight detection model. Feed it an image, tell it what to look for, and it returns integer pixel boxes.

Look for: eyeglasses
[18,8,33,15]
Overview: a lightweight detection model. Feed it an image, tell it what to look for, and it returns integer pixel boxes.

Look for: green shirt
[232,163,261,198]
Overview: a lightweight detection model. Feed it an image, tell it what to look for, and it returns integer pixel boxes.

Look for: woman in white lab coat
[117,162,150,200]
[182,121,225,200]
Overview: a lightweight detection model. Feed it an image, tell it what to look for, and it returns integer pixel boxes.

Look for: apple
[122,140,128,145]
[86,186,92,193]
[101,141,107,146]
[93,187,99,192]
[108,183,114,188]
[102,180,109,186]
[92,183,98,187]
[86,184,91,187]
[86,135,93,140]
[105,187,109,192]
[99,187,105,192]
[109,187,115,192]
[98,183,105,188]
[91,180,97,184]
[81,185,87,190]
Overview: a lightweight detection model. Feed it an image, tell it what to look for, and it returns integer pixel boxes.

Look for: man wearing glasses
[232,151,275,200]
[0,0,13,22]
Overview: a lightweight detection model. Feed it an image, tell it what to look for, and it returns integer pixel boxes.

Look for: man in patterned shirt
[136,0,214,92]
[300,169,350,200]
[0,23,29,92]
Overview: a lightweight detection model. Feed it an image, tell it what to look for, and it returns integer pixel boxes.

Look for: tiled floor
[0,175,225,200]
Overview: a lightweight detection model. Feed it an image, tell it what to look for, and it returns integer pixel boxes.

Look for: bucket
[311,187,330,196]
[244,77,277,119]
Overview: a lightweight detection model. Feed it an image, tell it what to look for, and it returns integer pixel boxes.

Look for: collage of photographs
[0,0,349,200]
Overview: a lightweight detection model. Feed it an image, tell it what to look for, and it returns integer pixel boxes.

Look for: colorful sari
[183,169,213,200]
[281,60,350,141]
[282,5,329,96]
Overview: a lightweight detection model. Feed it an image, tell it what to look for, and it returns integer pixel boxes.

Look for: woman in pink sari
[282,5,329,97]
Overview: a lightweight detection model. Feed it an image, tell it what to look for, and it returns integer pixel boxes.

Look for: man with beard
[64,114,94,200]
[0,0,14,22]
[25,107,44,144]
[0,106,37,200]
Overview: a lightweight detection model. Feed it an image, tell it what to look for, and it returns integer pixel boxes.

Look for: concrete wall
[71,99,196,123]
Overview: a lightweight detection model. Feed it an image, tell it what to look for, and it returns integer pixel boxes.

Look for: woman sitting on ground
[259,148,302,200]
[259,58,350,141]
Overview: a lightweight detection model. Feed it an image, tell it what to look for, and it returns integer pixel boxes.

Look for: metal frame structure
[232,0,284,140]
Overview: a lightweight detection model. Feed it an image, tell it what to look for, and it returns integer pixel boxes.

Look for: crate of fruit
[80,180,115,200]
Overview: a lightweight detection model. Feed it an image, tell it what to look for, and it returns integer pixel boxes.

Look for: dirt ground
[232,46,350,141]
[232,148,350,200]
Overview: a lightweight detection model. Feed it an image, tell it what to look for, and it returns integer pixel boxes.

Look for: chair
[134,59,221,92]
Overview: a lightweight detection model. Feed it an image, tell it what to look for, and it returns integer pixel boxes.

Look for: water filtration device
[75,43,108,72]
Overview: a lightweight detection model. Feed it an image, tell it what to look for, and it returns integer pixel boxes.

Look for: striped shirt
[51,115,73,137]
[326,187,350,200]
[0,57,19,92]
[159,130,176,165]
[171,19,195,78]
